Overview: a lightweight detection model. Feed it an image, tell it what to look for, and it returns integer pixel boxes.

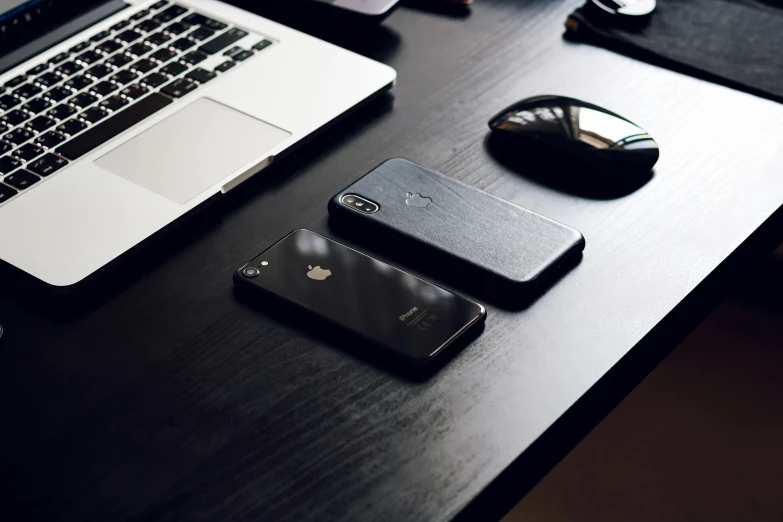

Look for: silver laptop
[0,0,396,287]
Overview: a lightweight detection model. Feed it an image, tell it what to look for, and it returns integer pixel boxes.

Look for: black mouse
[589,0,656,18]
[488,95,659,178]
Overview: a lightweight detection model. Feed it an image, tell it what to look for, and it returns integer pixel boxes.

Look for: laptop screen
[0,0,109,57]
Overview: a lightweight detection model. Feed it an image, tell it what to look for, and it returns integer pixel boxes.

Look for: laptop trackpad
[96,98,291,204]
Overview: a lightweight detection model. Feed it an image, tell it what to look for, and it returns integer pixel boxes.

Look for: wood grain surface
[2,1,783,521]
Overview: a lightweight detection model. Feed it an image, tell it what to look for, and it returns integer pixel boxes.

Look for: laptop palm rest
[96,97,291,204]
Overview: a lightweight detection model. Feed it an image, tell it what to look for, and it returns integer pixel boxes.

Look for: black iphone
[328,158,586,300]
[234,229,486,366]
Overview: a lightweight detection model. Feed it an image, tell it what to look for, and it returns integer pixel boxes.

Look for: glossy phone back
[234,230,486,365]
[328,158,585,291]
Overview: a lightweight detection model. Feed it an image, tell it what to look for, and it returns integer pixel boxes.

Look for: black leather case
[328,158,585,296]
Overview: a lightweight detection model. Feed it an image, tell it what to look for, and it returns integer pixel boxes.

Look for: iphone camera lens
[243,266,260,278]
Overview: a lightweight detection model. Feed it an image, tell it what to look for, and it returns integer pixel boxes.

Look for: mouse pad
[566,0,783,104]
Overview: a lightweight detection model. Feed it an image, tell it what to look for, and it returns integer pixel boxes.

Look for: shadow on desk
[0,93,395,322]
[401,0,472,18]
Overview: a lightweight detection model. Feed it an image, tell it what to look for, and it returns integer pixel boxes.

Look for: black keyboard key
[44,86,71,102]
[49,52,69,66]
[224,46,242,58]
[130,58,157,73]
[116,30,143,43]
[141,72,167,88]
[55,61,83,76]
[71,92,99,108]
[15,83,43,99]
[131,9,150,21]
[76,50,102,65]
[111,69,139,85]
[203,19,228,31]
[170,38,195,51]
[160,77,197,98]
[90,30,111,42]
[151,0,169,9]
[185,67,215,84]
[58,93,171,159]
[35,72,61,87]
[100,95,128,111]
[6,127,35,145]
[145,31,171,46]
[106,53,133,68]
[0,183,17,203]
[128,42,153,57]
[14,143,44,161]
[27,63,48,75]
[0,141,12,154]
[164,21,190,35]
[91,81,119,96]
[233,50,253,62]
[0,94,20,110]
[23,98,52,114]
[137,18,162,33]
[97,40,123,54]
[110,19,131,32]
[48,104,77,120]
[28,153,68,177]
[189,27,215,41]
[5,76,27,89]
[183,13,207,25]
[0,155,21,173]
[183,13,225,29]
[58,119,88,136]
[158,5,187,22]
[87,64,113,79]
[199,28,247,54]
[2,110,29,126]
[160,61,187,76]
[28,116,56,132]
[181,51,207,64]
[150,48,177,63]
[81,106,109,123]
[120,83,148,100]
[65,74,94,91]
[69,41,90,53]
[36,131,67,148]
[252,40,272,52]
[5,170,39,190]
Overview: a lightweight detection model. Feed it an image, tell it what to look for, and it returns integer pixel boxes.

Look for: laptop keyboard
[0,0,275,205]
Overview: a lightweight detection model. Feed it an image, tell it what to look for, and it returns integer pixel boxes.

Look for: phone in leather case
[328,158,585,299]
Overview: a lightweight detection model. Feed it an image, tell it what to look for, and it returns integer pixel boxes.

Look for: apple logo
[307,265,332,281]
[405,192,432,208]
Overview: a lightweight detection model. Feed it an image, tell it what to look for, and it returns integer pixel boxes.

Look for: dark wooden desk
[3,1,783,520]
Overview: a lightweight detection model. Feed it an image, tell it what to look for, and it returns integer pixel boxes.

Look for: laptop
[0,0,396,287]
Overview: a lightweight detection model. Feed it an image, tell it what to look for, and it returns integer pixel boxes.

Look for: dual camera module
[340,194,378,214]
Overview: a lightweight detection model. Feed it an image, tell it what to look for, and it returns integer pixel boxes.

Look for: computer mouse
[488,95,659,176]
[589,0,656,18]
